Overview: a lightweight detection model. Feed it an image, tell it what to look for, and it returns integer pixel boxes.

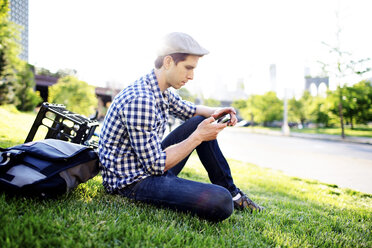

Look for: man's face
[165,55,200,89]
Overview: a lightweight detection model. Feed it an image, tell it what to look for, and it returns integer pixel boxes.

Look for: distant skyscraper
[269,64,276,92]
[9,0,29,61]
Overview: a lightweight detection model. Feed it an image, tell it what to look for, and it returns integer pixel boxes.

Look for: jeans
[118,116,238,221]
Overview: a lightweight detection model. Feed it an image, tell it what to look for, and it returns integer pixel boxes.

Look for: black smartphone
[214,114,230,124]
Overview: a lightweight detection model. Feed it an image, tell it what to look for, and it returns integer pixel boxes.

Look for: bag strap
[12,139,92,161]
[0,149,25,173]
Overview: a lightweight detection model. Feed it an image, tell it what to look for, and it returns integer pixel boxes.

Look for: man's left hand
[211,107,238,126]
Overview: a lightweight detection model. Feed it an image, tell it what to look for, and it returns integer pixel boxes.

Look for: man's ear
[163,56,173,70]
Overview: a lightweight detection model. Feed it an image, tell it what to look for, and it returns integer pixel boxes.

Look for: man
[98,32,263,222]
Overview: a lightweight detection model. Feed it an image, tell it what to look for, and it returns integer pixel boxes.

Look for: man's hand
[211,107,238,126]
[193,117,227,142]
[164,117,226,171]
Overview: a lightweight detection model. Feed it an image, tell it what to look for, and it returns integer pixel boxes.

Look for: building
[34,74,58,102]
[9,0,29,61]
[269,64,276,92]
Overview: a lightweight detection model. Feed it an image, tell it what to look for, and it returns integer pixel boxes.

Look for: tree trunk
[337,86,345,139]
[350,115,354,130]
[338,100,345,139]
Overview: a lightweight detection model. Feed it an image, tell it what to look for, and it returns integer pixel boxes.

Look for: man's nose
[187,70,194,80]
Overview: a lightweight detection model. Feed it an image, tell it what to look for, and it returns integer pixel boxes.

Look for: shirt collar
[147,69,169,106]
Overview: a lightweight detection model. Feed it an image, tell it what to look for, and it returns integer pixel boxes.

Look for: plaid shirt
[98,69,196,193]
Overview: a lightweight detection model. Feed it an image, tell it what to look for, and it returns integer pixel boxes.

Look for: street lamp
[282,88,290,135]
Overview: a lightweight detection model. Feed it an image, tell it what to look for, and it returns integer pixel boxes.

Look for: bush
[48,76,98,117]
[15,64,43,111]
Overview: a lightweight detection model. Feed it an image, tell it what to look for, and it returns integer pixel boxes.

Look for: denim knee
[193,115,206,123]
[203,186,233,222]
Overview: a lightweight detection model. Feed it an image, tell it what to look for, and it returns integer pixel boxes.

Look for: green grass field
[0,105,371,247]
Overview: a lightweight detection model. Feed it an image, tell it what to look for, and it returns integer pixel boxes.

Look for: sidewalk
[235,127,372,145]
[290,132,372,145]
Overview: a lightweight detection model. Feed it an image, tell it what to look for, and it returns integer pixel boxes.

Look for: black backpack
[0,139,99,198]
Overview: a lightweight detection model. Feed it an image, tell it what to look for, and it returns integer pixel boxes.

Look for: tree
[346,80,372,126]
[0,0,39,111]
[203,98,221,107]
[254,92,283,126]
[309,96,332,127]
[233,93,283,126]
[177,88,196,102]
[326,80,372,129]
[15,63,42,111]
[288,91,312,126]
[35,67,77,78]
[342,85,359,128]
[48,76,98,116]
[318,9,371,138]
[0,0,24,104]
[232,99,247,121]
[233,96,259,125]
[319,46,370,136]
[246,95,260,125]
[232,99,247,112]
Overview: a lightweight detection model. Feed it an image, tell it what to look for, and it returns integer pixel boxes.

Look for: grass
[0,105,40,147]
[1,105,371,247]
[291,126,372,138]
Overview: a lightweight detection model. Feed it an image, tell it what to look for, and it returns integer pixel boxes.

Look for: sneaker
[233,190,264,212]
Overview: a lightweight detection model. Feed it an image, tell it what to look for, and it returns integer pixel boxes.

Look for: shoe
[233,189,264,212]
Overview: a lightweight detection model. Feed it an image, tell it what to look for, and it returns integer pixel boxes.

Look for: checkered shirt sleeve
[167,90,196,120]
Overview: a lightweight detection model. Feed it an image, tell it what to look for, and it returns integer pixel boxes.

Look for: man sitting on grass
[98,32,263,222]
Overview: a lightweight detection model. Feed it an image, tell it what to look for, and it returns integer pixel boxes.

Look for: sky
[28,0,372,99]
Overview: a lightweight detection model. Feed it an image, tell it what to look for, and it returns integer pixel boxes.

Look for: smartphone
[214,114,230,124]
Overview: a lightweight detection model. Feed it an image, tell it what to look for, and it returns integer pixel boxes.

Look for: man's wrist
[195,105,218,118]
[190,131,203,146]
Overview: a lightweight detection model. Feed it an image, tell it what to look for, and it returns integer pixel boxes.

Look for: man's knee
[192,115,206,123]
[203,186,233,222]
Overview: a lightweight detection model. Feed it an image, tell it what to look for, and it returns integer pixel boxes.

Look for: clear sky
[28,0,372,99]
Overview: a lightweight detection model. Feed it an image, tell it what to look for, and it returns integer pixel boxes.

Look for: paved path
[244,128,372,145]
[217,127,372,194]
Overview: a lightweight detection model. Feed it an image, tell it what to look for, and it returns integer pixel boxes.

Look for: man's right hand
[193,117,227,142]
[164,117,226,171]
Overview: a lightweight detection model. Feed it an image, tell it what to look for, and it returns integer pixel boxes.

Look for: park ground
[0,105,371,247]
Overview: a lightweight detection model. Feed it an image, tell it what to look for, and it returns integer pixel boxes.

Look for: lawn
[0,105,40,147]
[0,105,371,247]
[291,126,372,138]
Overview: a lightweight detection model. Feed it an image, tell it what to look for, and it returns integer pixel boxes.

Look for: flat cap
[157,32,209,57]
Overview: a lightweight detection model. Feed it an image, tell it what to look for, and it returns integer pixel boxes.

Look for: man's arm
[194,105,217,118]
[163,117,226,171]
[163,105,238,171]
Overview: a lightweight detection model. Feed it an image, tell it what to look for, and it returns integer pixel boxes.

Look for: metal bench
[25,102,99,148]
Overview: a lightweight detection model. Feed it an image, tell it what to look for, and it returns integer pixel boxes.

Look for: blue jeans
[118,116,238,221]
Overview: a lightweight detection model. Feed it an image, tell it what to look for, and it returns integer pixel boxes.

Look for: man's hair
[154,53,189,69]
